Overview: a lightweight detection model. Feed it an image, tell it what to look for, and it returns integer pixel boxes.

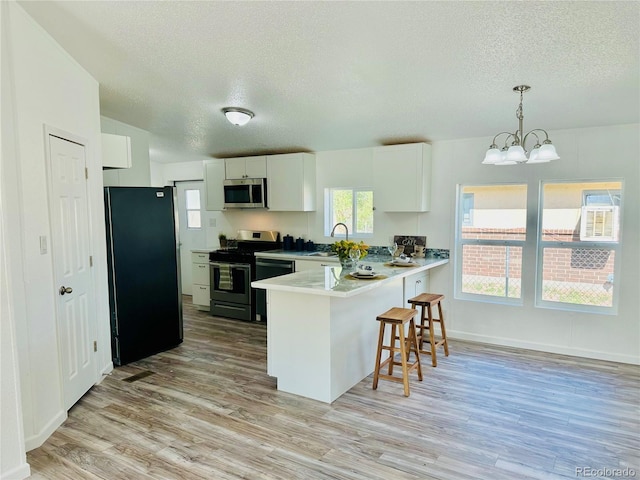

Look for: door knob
[59,286,73,295]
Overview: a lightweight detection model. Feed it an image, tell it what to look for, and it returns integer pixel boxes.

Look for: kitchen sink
[304,252,337,257]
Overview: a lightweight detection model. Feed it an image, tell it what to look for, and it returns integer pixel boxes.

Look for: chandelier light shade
[222,107,254,126]
[482,85,560,165]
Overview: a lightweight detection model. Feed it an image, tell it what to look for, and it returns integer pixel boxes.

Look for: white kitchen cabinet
[295,258,338,272]
[403,270,430,305]
[101,133,132,169]
[267,153,316,211]
[225,155,267,179]
[372,143,432,212]
[204,159,225,211]
[191,251,210,311]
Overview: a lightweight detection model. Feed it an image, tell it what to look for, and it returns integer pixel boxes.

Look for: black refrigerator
[104,186,183,366]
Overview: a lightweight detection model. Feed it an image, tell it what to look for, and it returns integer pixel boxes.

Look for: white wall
[1,3,112,476]
[153,159,205,186]
[1,4,30,478]
[102,116,150,186]
[427,124,639,364]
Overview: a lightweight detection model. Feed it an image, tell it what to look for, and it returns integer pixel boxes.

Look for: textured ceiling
[18,1,640,164]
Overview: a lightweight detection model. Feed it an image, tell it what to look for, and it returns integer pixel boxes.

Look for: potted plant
[330,240,369,268]
[218,233,227,249]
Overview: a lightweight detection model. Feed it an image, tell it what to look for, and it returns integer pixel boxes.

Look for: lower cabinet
[403,270,430,305]
[191,252,210,311]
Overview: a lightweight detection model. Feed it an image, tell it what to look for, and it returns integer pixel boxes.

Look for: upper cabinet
[101,133,132,169]
[204,159,225,211]
[225,155,267,179]
[372,143,432,212]
[267,153,316,211]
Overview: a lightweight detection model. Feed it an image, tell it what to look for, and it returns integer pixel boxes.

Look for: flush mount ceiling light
[483,85,560,165]
[222,107,254,126]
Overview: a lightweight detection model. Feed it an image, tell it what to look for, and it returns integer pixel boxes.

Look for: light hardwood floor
[28,297,639,480]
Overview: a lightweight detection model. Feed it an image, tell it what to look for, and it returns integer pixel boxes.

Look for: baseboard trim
[0,462,31,480]
[99,361,114,378]
[24,410,66,452]
[448,330,640,365]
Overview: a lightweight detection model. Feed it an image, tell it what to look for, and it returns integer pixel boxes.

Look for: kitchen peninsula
[251,257,448,403]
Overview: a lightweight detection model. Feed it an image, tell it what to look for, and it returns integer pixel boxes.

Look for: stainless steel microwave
[223,178,267,209]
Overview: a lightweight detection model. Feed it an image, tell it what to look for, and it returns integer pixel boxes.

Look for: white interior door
[176,181,206,295]
[47,134,96,410]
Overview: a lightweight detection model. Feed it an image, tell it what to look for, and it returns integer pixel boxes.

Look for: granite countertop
[251,256,448,298]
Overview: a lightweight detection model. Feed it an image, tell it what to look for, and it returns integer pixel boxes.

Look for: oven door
[210,262,251,305]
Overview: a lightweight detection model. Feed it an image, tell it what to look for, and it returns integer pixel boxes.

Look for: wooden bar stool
[407,293,449,367]
[372,307,422,397]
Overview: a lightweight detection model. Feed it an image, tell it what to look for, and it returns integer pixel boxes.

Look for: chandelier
[482,85,560,165]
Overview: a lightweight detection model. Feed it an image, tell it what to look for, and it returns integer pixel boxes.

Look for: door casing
[44,125,97,411]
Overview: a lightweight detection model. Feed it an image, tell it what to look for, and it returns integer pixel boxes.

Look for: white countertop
[251,257,448,298]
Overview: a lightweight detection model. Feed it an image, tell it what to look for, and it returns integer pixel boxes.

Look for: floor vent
[122,371,154,383]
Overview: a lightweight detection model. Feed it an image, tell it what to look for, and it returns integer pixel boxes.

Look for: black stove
[209,240,280,269]
[209,248,257,265]
[208,230,280,322]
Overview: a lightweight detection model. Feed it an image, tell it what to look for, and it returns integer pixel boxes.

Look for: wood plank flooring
[28,297,640,479]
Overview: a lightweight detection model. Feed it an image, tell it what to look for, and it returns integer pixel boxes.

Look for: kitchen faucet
[330,222,349,241]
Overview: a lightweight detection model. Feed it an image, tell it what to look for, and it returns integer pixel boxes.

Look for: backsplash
[313,243,449,259]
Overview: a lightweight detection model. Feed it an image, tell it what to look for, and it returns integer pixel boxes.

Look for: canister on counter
[295,237,304,251]
[283,235,294,250]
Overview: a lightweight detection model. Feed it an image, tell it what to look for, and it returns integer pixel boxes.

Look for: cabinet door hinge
[93,340,97,352]
[89,255,93,267]
[85,167,88,179]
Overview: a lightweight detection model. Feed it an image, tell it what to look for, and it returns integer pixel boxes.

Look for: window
[455,184,527,303]
[324,188,373,237]
[538,181,622,313]
[185,189,201,229]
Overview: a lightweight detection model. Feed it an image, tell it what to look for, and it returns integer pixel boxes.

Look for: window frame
[324,187,374,238]
[454,183,527,306]
[536,179,623,315]
[185,188,202,230]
